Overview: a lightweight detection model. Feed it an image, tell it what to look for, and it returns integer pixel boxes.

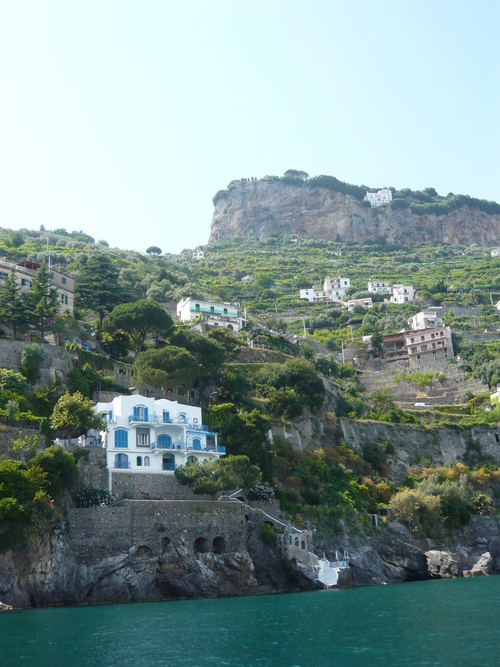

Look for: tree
[146,246,162,256]
[100,330,131,359]
[20,343,45,383]
[0,270,25,337]
[23,264,60,342]
[284,169,309,180]
[74,253,122,328]
[370,331,384,358]
[206,327,239,352]
[222,410,275,482]
[132,346,200,396]
[175,455,261,495]
[30,446,80,496]
[50,391,105,439]
[103,300,173,355]
[169,328,225,376]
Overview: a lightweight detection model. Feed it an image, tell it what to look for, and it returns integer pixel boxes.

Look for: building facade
[364,189,393,208]
[192,251,205,260]
[0,258,74,314]
[405,326,454,366]
[92,395,225,474]
[324,276,350,301]
[368,280,392,294]
[391,284,415,304]
[346,297,373,312]
[177,297,243,332]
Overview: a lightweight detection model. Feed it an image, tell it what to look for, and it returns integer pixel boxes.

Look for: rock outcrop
[209,179,500,247]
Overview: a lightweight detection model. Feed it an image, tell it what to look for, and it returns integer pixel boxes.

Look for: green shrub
[260,522,277,545]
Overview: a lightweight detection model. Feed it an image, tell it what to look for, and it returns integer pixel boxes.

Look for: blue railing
[129,414,160,424]
[114,462,131,469]
[150,441,225,454]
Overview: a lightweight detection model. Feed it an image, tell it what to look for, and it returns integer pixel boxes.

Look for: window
[210,306,214,312]
[193,417,198,424]
[114,453,129,469]
[162,453,175,471]
[133,405,148,422]
[223,308,228,314]
[50,272,54,279]
[137,456,142,466]
[193,438,201,451]
[421,345,427,351]
[432,343,436,349]
[187,455,198,465]
[163,410,170,423]
[195,303,200,309]
[115,429,128,448]
[411,347,417,353]
[144,456,150,466]
[61,294,68,305]
[158,434,172,449]
[410,338,414,343]
[137,429,150,447]
[62,277,66,285]
[440,331,444,336]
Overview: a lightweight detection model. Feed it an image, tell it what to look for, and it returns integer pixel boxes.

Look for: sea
[1,576,499,667]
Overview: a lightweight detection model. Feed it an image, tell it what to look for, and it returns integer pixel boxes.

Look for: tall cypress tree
[24,264,60,342]
[74,254,122,328]
[0,269,25,337]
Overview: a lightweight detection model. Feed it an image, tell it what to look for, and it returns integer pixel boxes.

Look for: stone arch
[194,537,208,554]
[161,536,171,553]
[213,536,226,554]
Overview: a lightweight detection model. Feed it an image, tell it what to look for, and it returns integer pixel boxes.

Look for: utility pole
[341,339,345,364]
[303,318,306,338]
[350,326,354,342]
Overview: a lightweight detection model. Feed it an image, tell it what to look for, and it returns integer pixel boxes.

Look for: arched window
[133,405,148,422]
[137,456,142,466]
[192,438,201,451]
[162,454,175,471]
[158,434,173,449]
[115,429,128,448]
[187,455,198,466]
[114,453,129,469]
[144,456,150,467]
[178,413,187,424]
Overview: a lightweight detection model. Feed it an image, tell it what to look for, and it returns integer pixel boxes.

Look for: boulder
[470,552,493,577]
[425,551,465,578]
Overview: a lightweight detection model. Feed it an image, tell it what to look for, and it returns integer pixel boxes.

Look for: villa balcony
[128,414,160,424]
[114,461,131,469]
[150,441,225,454]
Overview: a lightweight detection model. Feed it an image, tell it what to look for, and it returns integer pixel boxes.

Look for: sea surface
[1,577,499,667]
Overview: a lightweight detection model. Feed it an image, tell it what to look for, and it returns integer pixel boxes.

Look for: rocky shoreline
[1,513,499,611]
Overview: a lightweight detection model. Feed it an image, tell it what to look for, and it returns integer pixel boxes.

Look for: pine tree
[24,264,60,342]
[74,254,122,328]
[0,269,25,337]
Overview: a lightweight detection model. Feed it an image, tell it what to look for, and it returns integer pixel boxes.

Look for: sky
[0,1,499,254]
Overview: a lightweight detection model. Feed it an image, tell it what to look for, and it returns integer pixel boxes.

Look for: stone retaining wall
[67,500,247,564]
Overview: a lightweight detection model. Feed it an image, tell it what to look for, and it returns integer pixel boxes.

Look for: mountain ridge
[209,176,500,247]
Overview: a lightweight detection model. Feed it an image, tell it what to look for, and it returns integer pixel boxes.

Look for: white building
[241,274,254,283]
[192,250,205,260]
[346,297,373,312]
[409,310,443,331]
[92,395,224,476]
[324,276,350,301]
[299,287,331,303]
[368,280,392,294]
[491,248,500,258]
[390,284,415,304]
[364,189,393,208]
[177,297,243,332]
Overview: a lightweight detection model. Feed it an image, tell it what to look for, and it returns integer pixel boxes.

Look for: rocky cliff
[209,179,500,246]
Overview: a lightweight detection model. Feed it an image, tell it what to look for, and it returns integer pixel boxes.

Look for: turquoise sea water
[1,577,499,667]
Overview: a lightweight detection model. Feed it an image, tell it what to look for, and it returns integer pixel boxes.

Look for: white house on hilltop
[368,280,392,294]
[192,250,205,260]
[324,276,350,301]
[364,189,393,208]
[92,395,224,475]
[390,284,415,304]
[177,297,243,332]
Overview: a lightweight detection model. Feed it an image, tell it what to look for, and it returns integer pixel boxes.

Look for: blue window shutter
[163,411,169,423]
[144,407,148,422]
[133,406,138,419]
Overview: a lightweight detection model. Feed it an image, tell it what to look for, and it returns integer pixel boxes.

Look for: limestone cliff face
[209,180,500,246]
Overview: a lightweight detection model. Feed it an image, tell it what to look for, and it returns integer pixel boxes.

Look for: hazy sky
[1,1,499,254]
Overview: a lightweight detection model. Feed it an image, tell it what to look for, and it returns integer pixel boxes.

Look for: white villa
[177,297,243,332]
[367,280,392,294]
[324,276,350,301]
[364,189,393,208]
[192,250,205,260]
[91,395,224,474]
[299,287,331,303]
[390,284,415,304]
